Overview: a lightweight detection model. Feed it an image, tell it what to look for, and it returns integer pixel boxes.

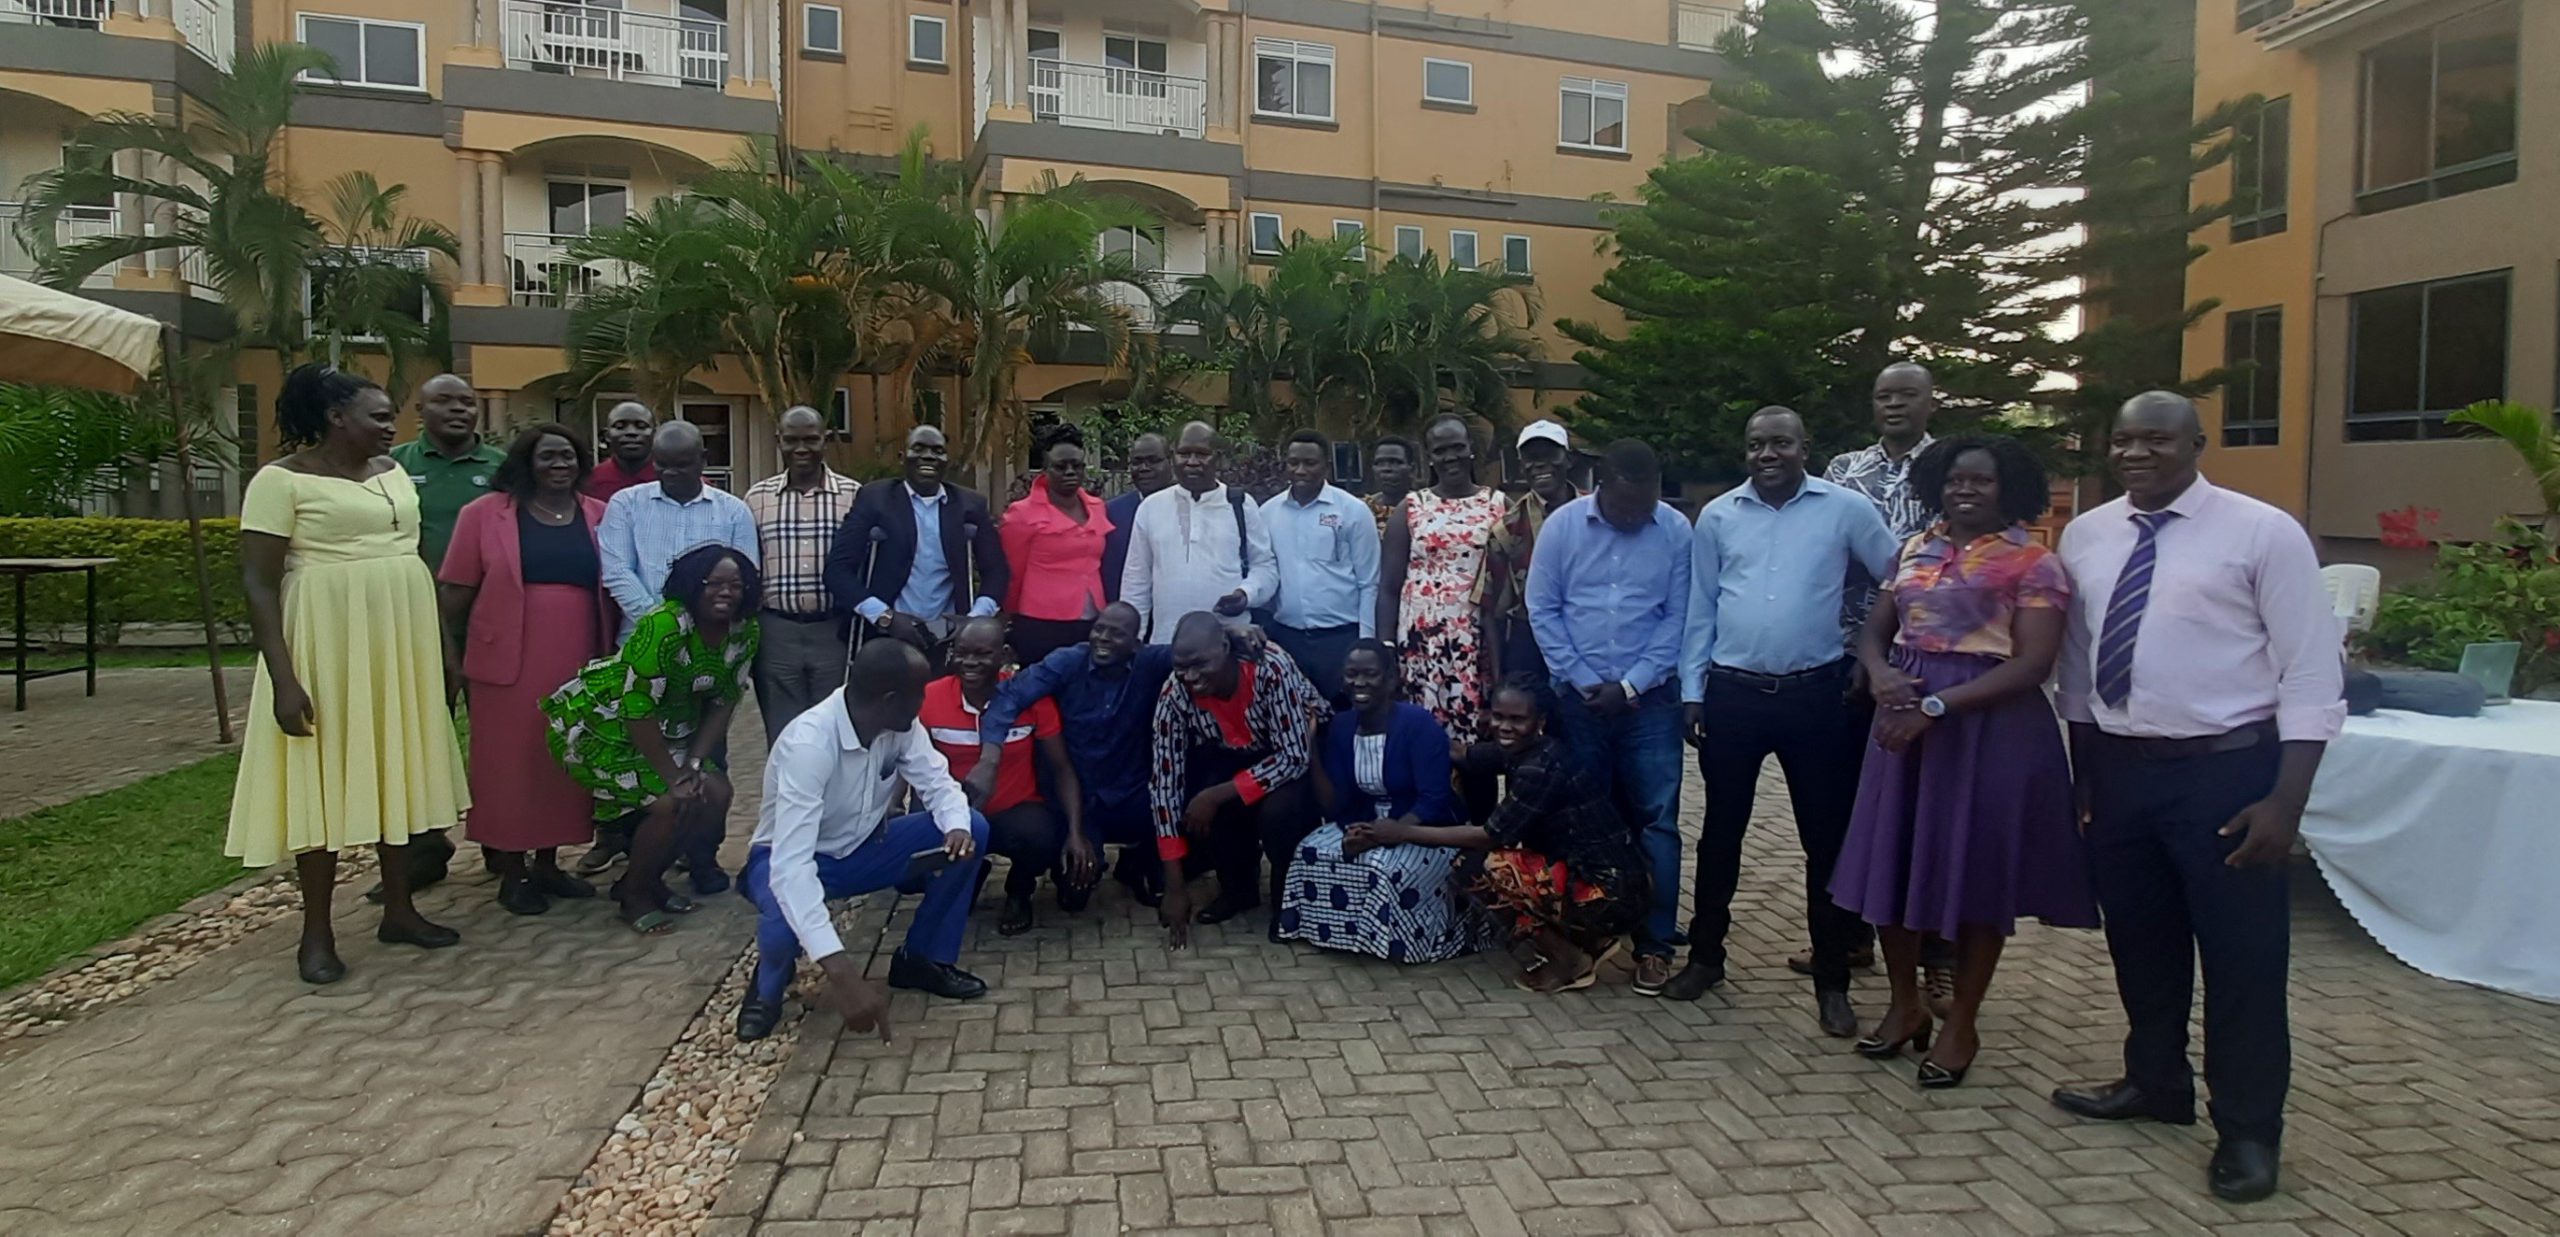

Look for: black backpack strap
[1227,485,1251,580]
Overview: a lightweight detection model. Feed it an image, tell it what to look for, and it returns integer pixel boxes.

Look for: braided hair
[275,363,381,451]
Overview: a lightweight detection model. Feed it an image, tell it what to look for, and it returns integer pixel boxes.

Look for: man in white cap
[1475,419,1583,686]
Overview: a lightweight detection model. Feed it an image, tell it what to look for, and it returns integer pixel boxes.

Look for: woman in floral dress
[1377,413,1508,736]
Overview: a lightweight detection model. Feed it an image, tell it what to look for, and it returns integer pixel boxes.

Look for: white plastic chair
[2322,563,2382,635]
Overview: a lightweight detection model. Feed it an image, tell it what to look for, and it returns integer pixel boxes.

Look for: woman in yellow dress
[227,364,472,983]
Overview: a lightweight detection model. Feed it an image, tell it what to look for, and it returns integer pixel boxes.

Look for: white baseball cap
[1516,420,1570,450]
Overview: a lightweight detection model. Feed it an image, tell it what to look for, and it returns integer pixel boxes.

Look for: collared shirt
[1147,647,1328,858]
[1473,487,1574,621]
[597,481,761,640]
[1001,485,1114,622]
[1100,488,1151,604]
[1119,483,1279,643]
[982,642,1176,820]
[921,674,1059,812]
[1262,484,1380,635]
[584,455,658,501]
[388,437,504,570]
[1680,476,1900,698]
[1826,435,1934,636]
[850,482,1000,623]
[2055,477,2345,742]
[752,686,973,962]
[1523,495,1692,694]
[1888,524,2072,659]
[743,469,860,616]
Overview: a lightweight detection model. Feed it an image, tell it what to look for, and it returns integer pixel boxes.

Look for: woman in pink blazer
[437,423,620,914]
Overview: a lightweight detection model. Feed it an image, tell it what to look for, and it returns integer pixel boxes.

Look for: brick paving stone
[0,666,250,819]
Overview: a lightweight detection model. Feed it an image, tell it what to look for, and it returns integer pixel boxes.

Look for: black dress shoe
[736,998,784,1042]
[496,876,550,916]
[1662,958,1725,1001]
[1056,880,1093,915]
[1816,988,1858,1038]
[887,949,988,1000]
[1194,893,1260,924]
[689,861,731,897]
[2209,1139,2280,1202]
[376,918,461,949]
[2050,1080,2197,1125]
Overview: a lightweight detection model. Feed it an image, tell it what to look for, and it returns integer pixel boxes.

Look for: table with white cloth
[2299,699,2560,1003]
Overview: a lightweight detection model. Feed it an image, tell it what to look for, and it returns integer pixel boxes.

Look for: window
[1449,230,1478,270]
[297,14,424,90]
[1248,212,1284,256]
[1106,34,1168,76]
[1560,76,1629,152]
[1503,234,1532,275]
[1393,226,1424,261]
[2230,97,2289,242]
[827,387,852,438]
[1332,441,1365,483]
[1099,225,1165,271]
[2347,271,2510,441]
[1423,57,1473,106]
[2235,0,2292,30]
[803,4,841,54]
[2220,307,2283,448]
[547,178,629,237]
[2359,3,2517,213]
[1255,38,1336,121]
[908,14,947,66]
[1028,28,1062,118]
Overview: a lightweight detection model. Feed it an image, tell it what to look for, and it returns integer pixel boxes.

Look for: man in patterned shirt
[1148,612,1328,946]
[744,405,860,745]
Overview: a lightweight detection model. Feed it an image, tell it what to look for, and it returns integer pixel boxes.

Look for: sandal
[621,909,678,936]
[661,892,699,915]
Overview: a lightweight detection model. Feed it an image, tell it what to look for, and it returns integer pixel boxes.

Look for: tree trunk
[170,330,234,743]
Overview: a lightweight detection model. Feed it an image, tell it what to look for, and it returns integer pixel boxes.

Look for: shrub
[0,518,245,641]
[2365,518,2560,694]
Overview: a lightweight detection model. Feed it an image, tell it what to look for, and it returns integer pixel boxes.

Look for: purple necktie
[2094,511,2177,709]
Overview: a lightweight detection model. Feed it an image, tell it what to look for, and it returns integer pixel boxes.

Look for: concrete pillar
[1006,0,1029,110]
[455,150,483,288]
[476,153,503,295]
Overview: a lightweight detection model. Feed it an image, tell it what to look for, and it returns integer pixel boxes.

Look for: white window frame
[1422,57,1473,106]
[544,175,631,238]
[1449,230,1479,270]
[1248,212,1285,256]
[908,14,948,66]
[1559,76,1631,152]
[803,4,843,54]
[826,387,853,438]
[1253,37,1337,122]
[1392,225,1424,261]
[295,13,427,93]
[1503,234,1532,275]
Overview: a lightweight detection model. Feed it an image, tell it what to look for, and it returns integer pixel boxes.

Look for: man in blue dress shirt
[1675,406,1900,1035]
[1258,429,1380,703]
[1525,440,1693,994]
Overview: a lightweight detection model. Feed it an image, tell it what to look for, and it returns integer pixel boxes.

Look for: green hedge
[0,518,245,638]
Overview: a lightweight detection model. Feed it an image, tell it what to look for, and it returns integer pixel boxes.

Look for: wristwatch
[1918,694,1948,719]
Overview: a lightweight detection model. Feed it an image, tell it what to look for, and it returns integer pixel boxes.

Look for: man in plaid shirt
[744,405,861,745]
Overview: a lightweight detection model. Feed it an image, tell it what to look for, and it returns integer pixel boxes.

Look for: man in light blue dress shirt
[1673,407,1900,1035]
[1524,440,1692,993]
[598,420,761,643]
[1259,430,1380,702]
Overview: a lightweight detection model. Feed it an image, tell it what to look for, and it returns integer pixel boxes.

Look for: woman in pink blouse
[1001,424,1114,665]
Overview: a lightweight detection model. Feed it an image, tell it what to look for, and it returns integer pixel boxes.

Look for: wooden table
[0,557,117,711]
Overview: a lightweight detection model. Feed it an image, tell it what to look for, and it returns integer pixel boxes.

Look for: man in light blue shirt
[599,421,761,642]
[1524,439,1692,989]
[1670,406,1899,1035]
[1259,430,1380,701]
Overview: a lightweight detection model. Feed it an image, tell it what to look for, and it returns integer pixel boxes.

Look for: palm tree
[1364,253,1541,435]
[562,195,731,417]
[307,171,459,395]
[1164,236,1364,439]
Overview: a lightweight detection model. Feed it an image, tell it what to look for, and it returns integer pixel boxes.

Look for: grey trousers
[753,612,848,748]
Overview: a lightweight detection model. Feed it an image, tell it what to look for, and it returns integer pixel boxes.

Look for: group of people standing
[222,357,2341,1204]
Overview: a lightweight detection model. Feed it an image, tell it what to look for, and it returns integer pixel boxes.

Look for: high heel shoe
[1917,1057,1971,1089]
[1853,1016,1933,1059]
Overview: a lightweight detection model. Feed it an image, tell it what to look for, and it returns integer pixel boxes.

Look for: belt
[761,609,835,625]
[2102,719,2276,761]
[1271,619,1360,637]
[1707,659,1848,693]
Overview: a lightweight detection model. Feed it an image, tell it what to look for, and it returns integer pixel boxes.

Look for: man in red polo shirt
[922,617,1096,935]
[584,401,660,500]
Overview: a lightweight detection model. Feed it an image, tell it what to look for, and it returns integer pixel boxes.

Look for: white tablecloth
[2300,699,2560,1003]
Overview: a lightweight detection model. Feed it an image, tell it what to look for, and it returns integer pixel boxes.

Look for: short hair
[662,542,763,615]
[1285,429,1331,456]
[492,422,594,500]
[1909,435,2051,525]
[1372,436,1418,465]
[1487,672,1554,719]
[276,363,380,450]
[1343,636,1398,683]
[1598,439,1660,484]
[1423,412,1472,445]
[652,420,703,457]
[1171,611,1228,647]
[849,634,930,695]
[1030,422,1085,468]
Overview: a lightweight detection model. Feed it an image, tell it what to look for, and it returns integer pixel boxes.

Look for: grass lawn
[0,754,247,990]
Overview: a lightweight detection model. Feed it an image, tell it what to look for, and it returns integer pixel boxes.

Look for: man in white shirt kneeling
[737,638,992,1042]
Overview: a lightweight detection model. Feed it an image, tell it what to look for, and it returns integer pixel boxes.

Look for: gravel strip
[0,850,383,1048]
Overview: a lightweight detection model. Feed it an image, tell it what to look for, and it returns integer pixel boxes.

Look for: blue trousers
[1551,680,1686,958]
[740,809,989,1007]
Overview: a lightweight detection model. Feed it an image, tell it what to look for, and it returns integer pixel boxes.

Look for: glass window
[2230,97,2289,241]
[297,15,424,90]
[1105,35,1167,74]
[1255,38,1336,121]
[1393,226,1424,261]
[1423,58,1472,106]
[2347,272,2510,441]
[1249,213,1284,256]
[804,4,841,54]
[2358,2,2517,212]
[1560,76,1629,151]
[1449,230,1478,269]
[1100,225,1165,271]
[909,15,946,65]
[1334,220,1363,241]
[548,180,629,237]
[1502,234,1531,275]
[2220,307,2282,448]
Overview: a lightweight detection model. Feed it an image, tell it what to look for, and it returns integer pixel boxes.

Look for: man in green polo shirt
[389,372,504,572]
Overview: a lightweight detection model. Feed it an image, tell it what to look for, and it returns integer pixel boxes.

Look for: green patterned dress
[542,600,759,820]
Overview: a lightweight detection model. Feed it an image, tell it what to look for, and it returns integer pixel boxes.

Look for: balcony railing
[1028,59,1206,139]
[504,231,631,308]
[502,0,727,89]
[1675,2,1745,50]
[1,0,110,28]
[168,0,229,68]
[6,1,236,68]
[0,201,122,284]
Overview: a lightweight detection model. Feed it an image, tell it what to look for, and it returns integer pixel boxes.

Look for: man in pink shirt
[2049,392,2344,1205]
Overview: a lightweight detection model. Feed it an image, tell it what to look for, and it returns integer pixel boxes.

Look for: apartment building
[2189,0,2544,567]
[3,0,1735,494]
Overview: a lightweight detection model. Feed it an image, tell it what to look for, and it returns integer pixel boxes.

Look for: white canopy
[0,272,161,395]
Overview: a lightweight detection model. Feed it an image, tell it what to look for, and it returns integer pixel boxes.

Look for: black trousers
[985,799,1068,898]
[1690,662,1868,991]
[1263,619,1359,707]
[1009,616,1091,669]
[1186,748,1317,908]
[2085,734,2290,1144]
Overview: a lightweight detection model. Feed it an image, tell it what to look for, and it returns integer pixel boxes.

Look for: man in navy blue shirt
[971,601,1173,903]
[1101,433,1172,604]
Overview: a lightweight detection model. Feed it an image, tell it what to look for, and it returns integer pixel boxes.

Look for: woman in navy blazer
[1275,640,1488,962]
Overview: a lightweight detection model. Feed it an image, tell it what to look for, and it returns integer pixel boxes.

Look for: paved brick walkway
[0,666,251,819]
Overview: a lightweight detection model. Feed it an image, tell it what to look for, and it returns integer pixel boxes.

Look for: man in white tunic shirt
[1119,421,1278,643]
[735,639,992,1042]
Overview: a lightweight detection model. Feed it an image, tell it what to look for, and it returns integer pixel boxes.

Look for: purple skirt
[1830,648,2099,939]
